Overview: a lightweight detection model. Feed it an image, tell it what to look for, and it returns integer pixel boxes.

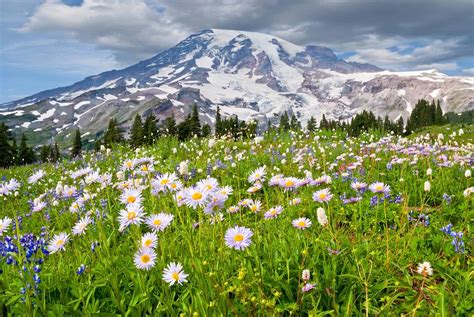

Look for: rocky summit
[1,29,473,144]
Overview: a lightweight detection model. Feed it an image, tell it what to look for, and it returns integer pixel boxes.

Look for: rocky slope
[1,29,473,144]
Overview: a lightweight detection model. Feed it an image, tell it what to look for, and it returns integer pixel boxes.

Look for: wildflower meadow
[0,127,472,315]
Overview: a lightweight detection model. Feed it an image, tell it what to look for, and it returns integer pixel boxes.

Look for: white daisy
[162,262,189,286]
[47,232,70,254]
[134,248,157,270]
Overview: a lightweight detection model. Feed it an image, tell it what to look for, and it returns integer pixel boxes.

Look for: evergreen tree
[215,106,223,137]
[71,129,82,158]
[18,133,35,165]
[320,114,329,130]
[143,114,159,145]
[129,114,144,147]
[201,123,211,137]
[383,115,391,132]
[0,123,13,168]
[163,113,177,136]
[189,104,201,137]
[435,100,444,125]
[10,138,18,166]
[40,145,50,163]
[53,142,60,162]
[104,118,123,146]
[177,115,192,141]
[396,116,404,135]
[306,116,317,132]
[290,114,301,130]
[279,112,290,131]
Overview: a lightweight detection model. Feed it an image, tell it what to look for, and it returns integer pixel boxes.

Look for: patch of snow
[0,110,24,116]
[136,96,146,101]
[21,122,31,128]
[196,56,214,68]
[103,94,118,100]
[74,101,91,110]
[31,111,40,116]
[430,89,440,98]
[121,98,130,102]
[397,89,406,97]
[34,128,42,132]
[60,112,67,116]
[35,108,56,121]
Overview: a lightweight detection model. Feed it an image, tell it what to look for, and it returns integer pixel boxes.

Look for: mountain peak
[1,29,472,147]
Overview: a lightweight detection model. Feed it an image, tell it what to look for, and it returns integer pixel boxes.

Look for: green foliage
[17,133,35,165]
[104,118,124,147]
[0,123,14,168]
[129,114,144,147]
[71,129,82,158]
[0,128,472,315]
[143,114,159,145]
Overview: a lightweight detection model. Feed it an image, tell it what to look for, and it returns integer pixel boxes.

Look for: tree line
[0,98,467,168]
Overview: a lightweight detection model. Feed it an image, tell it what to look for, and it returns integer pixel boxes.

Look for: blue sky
[1,0,473,103]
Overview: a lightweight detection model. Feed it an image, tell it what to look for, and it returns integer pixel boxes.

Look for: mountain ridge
[1,28,473,145]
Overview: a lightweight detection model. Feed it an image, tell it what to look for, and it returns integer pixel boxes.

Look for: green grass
[0,128,472,315]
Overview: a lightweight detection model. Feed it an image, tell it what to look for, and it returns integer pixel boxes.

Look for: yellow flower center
[56,239,64,246]
[127,211,137,220]
[319,193,327,200]
[285,180,294,187]
[298,221,306,227]
[127,196,136,203]
[171,272,180,281]
[251,206,257,212]
[234,234,244,242]
[144,239,152,247]
[153,219,162,226]
[141,165,148,172]
[161,179,169,185]
[376,185,383,191]
[192,192,202,201]
[206,184,212,190]
[127,162,132,167]
[141,254,150,263]
[171,183,177,189]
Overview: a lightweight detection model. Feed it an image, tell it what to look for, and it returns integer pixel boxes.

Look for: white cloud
[347,39,462,71]
[19,0,191,63]
[462,68,474,76]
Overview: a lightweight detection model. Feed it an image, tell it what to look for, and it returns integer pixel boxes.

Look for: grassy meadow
[0,125,472,315]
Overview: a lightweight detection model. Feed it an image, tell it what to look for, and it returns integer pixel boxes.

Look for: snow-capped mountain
[1,29,473,144]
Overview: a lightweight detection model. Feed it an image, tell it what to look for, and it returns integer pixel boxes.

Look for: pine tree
[201,123,211,137]
[104,118,123,146]
[396,116,404,135]
[279,112,290,131]
[306,116,317,132]
[189,104,201,137]
[177,115,191,141]
[290,115,301,130]
[129,114,144,147]
[53,142,60,162]
[143,114,159,145]
[40,145,50,163]
[71,129,82,158]
[435,100,444,125]
[10,138,18,166]
[18,133,35,165]
[215,106,223,137]
[320,114,329,130]
[163,113,177,136]
[0,123,13,168]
